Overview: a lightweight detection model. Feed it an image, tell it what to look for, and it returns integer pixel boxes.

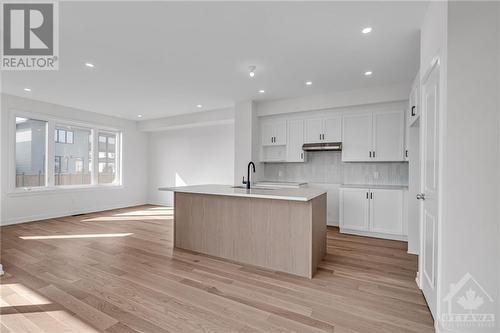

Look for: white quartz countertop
[340,184,408,190]
[158,184,326,202]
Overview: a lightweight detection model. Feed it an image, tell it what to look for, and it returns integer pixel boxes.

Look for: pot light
[85,62,95,68]
[23,88,31,92]
[362,27,372,34]
[364,71,373,76]
[137,114,143,118]
[248,65,256,78]
[305,81,312,86]
[258,89,265,94]
[196,104,203,108]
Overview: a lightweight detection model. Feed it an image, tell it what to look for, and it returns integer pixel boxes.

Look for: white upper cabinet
[372,111,405,161]
[342,110,405,162]
[305,118,323,143]
[286,119,305,162]
[323,116,342,142]
[342,113,373,161]
[305,116,341,143]
[261,120,286,146]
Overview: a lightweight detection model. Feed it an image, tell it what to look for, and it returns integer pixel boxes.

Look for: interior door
[419,62,440,318]
[369,189,403,235]
[342,113,372,161]
[372,111,405,161]
[340,188,369,231]
[305,118,324,143]
[323,116,342,142]
[273,121,287,145]
[286,119,305,162]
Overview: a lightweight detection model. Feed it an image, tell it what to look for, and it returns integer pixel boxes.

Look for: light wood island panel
[174,192,327,278]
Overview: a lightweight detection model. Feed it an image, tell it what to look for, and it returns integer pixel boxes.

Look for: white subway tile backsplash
[263,151,408,186]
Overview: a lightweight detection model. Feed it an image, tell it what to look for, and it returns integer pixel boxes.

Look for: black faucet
[242,161,256,189]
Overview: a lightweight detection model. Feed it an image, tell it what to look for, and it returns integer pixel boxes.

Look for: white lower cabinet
[340,187,406,240]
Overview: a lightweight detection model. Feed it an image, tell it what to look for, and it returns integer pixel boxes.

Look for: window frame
[8,109,123,195]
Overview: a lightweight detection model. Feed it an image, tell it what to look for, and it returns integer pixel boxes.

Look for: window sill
[7,184,124,197]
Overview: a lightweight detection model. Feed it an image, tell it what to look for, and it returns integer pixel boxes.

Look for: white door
[323,116,342,142]
[340,188,370,231]
[342,113,373,161]
[261,122,274,146]
[369,189,403,235]
[273,121,287,145]
[286,120,305,162]
[419,62,440,318]
[372,111,405,161]
[305,118,324,143]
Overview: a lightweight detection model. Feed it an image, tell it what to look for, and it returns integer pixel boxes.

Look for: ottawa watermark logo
[1,1,59,70]
[442,273,495,331]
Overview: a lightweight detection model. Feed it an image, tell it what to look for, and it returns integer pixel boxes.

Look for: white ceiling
[2,1,428,120]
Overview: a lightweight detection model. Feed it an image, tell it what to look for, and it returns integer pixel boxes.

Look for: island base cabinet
[174,192,327,278]
[339,187,406,241]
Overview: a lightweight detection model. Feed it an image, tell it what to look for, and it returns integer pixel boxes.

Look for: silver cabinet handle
[416,193,426,200]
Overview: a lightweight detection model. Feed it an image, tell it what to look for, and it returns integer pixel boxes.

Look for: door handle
[300,152,303,160]
[369,151,372,158]
[366,192,369,199]
[370,192,373,199]
[411,106,416,116]
[372,151,375,158]
[416,193,426,200]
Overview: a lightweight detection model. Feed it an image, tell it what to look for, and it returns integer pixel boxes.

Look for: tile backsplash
[262,151,408,185]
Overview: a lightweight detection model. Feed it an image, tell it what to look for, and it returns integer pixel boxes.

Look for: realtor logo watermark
[1,1,59,70]
[442,273,495,331]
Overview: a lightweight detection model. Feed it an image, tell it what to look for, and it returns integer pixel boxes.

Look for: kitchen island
[159,184,327,278]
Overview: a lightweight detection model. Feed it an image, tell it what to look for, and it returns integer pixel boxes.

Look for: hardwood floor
[0,205,434,333]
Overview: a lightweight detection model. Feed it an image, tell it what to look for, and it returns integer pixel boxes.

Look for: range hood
[302,142,342,151]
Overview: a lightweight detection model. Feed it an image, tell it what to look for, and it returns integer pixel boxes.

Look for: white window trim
[8,109,124,196]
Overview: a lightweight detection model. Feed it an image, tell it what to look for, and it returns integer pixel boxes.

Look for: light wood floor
[0,205,434,333]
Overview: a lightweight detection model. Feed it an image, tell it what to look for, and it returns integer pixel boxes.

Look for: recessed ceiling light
[248,65,256,78]
[362,27,373,34]
[258,89,265,94]
[196,104,203,108]
[137,114,143,118]
[23,88,31,92]
[364,71,373,76]
[85,62,95,68]
[305,81,313,86]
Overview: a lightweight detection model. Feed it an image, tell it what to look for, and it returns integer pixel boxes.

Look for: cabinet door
[369,189,403,235]
[340,188,370,231]
[304,118,324,143]
[372,111,404,161]
[273,121,287,145]
[323,116,342,142]
[342,113,373,161]
[286,120,305,162]
[261,122,274,146]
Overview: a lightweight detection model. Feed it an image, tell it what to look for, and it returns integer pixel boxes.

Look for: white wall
[0,94,149,225]
[439,2,499,331]
[148,123,234,206]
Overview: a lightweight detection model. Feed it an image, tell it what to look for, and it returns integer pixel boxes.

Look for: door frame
[418,56,445,323]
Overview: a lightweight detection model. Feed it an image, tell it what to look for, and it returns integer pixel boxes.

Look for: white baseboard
[339,228,408,241]
[1,201,148,226]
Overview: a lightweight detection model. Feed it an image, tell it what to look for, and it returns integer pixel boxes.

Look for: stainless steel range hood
[302,142,342,151]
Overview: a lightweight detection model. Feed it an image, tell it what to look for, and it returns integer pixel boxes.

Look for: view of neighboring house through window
[98,131,118,184]
[15,117,47,187]
[54,125,92,186]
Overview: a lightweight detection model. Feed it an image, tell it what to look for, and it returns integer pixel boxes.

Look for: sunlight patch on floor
[19,233,133,240]
[1,283,52,307]
[81,216,172,222]
[113,209,173,217]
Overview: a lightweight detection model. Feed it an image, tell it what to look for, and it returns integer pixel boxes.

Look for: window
[15,117,47,187]
[55,128,74,144]
[11,112,121,191]
[98,131,118,184]
[54,125,92,186]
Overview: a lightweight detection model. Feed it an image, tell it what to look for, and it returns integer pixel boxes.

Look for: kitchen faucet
[242,161,256,189]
